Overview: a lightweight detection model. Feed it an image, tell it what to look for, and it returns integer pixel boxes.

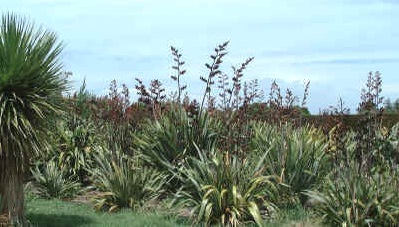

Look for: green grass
[26,199,187,227]
[26,198,319,226]
[264,207,321,227]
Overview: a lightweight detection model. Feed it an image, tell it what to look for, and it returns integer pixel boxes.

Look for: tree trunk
[0,154,25,225]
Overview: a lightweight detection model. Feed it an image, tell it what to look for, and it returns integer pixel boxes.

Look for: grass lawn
[26,198,320,226]
[26,199,187,227]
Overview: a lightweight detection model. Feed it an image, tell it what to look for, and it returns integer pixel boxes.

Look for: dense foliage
[25,49,399,226]
[1,31,394,226]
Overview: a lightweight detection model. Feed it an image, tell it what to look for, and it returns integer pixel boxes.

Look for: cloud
[292,58,399,66]
[383,84,399,94]
[4,0,399,113]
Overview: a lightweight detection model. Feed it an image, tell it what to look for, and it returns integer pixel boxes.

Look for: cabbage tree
[0,14,66,224]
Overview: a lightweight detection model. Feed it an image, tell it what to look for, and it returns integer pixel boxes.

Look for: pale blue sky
[3,0,399,113]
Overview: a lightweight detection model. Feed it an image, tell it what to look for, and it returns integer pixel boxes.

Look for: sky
[3,0,399,113]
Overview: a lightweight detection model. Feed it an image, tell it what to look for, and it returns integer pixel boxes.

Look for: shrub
[307,122,399,226]
[29,160,80,199]
[134,106,221,180]
[306,165,399,226]
[89,147,167,212]
[45,116,100,184]
[373,123,399,168]
[250,122,329,206]
[175,146,279,226]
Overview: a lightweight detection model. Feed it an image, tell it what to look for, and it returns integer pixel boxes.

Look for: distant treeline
[304,113,399,132]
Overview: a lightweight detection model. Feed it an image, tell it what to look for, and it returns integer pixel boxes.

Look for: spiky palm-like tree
[0,14,66,224]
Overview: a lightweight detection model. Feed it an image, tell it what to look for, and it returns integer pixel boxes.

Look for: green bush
[373,123,399,168]
[306,165,399,226]
[89,147,167,212]
[134,107,221,183]
[43,116,101,184]
[175,146,279,226]
[250,122,329,206]
[29,160,80,199]
[307,123,399,226]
